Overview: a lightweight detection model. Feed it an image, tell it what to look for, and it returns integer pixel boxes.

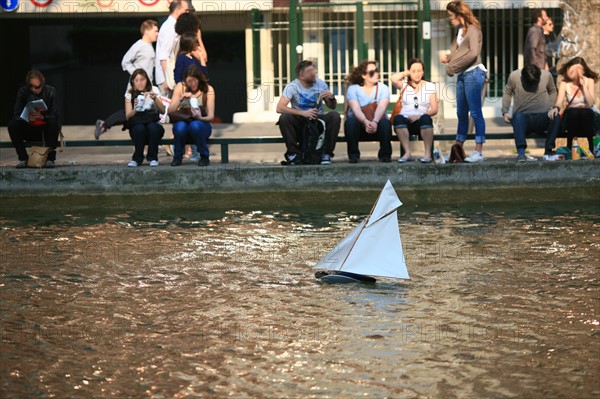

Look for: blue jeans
[456,68,486,144]
[511,112,561,154]
[172,120,212,160]
[344,116,392,160]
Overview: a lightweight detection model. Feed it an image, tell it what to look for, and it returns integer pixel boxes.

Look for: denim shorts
[393,114,433,136]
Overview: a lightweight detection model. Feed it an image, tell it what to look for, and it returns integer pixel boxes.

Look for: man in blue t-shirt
[276,60,341,165]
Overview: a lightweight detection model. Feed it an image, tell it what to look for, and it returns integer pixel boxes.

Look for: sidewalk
[0,118,551,166]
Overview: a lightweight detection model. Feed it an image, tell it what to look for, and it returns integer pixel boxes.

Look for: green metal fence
[251,1,425,97]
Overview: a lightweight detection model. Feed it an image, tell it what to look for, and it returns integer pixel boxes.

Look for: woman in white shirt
[549,57,598,151]
[391,59,439,163]
[124,69,165,167]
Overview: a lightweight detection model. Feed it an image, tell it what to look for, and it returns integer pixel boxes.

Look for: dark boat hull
[315,271,377,284]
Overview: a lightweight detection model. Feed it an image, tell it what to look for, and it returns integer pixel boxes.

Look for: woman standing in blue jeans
[167,65,215,167]
[441,0,487,163]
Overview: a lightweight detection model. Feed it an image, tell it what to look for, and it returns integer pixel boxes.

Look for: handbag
[167,108,194,123]
[168,89,208,123]
[127,111,160,127]
[27,132,52,168]
[391,84,408,122]
[448,143,466,163]
[360,84,380,130]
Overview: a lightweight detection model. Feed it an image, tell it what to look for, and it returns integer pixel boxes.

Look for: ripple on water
[0,205,598,398]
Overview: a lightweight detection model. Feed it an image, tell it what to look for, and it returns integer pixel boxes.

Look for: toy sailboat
[314,180,409,284]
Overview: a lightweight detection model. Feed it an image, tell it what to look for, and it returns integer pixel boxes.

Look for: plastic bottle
[572,138,580,160]
[433,147,446,164]
[135,94,145,112]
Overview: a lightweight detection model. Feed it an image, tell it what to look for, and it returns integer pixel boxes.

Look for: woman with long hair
[440,0,487,163]
[124,69,165,167]
[174,32,208,84]
[167,65,215,166]
[549,57,598,150]
[391,58,439,163]
[344,60,392,163]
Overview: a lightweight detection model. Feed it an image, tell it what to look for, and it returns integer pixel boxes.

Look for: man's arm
[501,74,516,116]
[546,73,557,106]
[44,87,60,122]
[12,87,27,119]
[320,85,337,110]
[121,42,139,75]
[276,96,316,118]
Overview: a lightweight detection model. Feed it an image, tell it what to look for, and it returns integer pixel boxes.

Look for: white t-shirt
[346,82,390,118]
[125,86,161,112]
[155,16,177,85]
[398,81,437,117]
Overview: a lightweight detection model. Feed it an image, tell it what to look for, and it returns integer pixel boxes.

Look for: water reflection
[0,196,598,398]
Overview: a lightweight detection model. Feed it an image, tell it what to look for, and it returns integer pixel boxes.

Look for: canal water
[1,191,598,398]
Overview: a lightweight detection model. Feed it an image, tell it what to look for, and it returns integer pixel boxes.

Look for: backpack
[301,118,326,164]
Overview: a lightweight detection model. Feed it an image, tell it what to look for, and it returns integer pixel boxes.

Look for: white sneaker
[543,154,562,161]
[127,161,138,167]
[150,160,159,167]
[464,151,484,163]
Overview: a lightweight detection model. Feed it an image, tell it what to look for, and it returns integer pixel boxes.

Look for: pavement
[2,119,598,197]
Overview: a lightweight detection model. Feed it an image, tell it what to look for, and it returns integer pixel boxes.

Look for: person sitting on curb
[344,60,392,163]
[167,65,215,167]
[502,63,561,162]
[276,60,340,165]
[95,19,159,139]
[549,57,598,152]
[391,58,439,163]
[8,69,61,169]
[124,69,166,167]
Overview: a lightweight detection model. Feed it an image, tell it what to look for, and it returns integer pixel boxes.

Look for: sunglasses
[414,96,419,109]
[29,84,42,90]
[367,68,379,77]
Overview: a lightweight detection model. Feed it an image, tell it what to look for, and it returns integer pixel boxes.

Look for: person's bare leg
[475,143,483,153]
[421,127,433,159]
[396,127,411,159]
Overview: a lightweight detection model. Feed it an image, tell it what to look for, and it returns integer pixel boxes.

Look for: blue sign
[1,0,19,12]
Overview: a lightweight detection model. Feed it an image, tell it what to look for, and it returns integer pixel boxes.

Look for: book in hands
[20,99,48,122]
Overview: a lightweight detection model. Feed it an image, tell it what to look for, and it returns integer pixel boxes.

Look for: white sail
[314,180,409,280]
[313,219,366,270]
[366,180,402,227]
[339,210,409,279]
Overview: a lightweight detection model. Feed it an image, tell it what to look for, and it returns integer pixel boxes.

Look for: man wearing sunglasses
[8,70,60,169]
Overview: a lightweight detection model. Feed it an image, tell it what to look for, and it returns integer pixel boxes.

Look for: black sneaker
[16,160,27,169]
[198,158,210,167]
[349,156,359,164]
[45,160,55,168]
[286,153,299,165]
[171,159,182,167]
[380,157,392,163]
[94,119,106,139]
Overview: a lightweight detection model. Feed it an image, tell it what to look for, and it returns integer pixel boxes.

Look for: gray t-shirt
[502,69,557,115]
[282,78,330,115]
